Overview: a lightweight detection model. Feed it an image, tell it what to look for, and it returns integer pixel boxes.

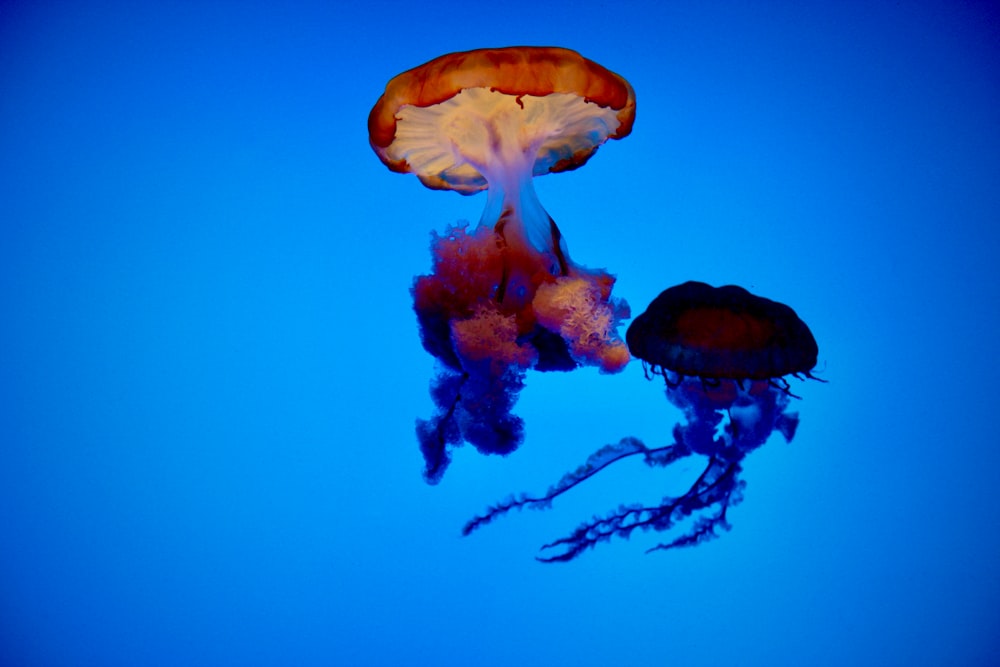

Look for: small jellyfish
[369,47,636,483]
[464,281,822,561]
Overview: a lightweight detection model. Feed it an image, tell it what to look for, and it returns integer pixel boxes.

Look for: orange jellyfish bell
[368,46,636,190]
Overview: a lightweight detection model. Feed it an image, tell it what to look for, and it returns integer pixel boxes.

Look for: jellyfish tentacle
[768,376,801,399]
[804,370,829,383]
[662,368,683,389]
[462,437,692,536]
[535,458,743,563]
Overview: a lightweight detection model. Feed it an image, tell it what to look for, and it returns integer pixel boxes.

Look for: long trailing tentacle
[536,458,744,563]
[461,437,692,536]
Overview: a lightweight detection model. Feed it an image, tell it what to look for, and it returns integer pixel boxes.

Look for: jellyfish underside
[406,90,630,483]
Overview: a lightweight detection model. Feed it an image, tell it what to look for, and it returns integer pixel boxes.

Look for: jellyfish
[369,47,636,483]
[464,281,822,562]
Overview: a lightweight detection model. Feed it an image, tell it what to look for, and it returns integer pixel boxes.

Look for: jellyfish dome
[464,281,822,562]
[627,281,818,385]
[369,47,635,483]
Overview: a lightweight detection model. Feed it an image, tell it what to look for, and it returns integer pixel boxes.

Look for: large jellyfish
[369,47,636,483]
[464,281,822,562]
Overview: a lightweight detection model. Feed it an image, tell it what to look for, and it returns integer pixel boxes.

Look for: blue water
[2,1,998,665]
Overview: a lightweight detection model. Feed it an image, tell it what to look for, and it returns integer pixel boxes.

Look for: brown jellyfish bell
[368,47,635,482]
[627,281,820,390]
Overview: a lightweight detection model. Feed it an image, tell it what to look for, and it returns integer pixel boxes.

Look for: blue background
[2,1,998,665]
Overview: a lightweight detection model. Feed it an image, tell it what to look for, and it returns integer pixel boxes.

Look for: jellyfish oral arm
[462,437,692,537]
[479,154,569,285]
[460,410,751,563]
[536,457,743,563]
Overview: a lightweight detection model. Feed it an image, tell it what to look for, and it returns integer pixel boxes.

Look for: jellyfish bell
[627,280,819,385]
[369,47,634,482]
[368,47,635,186]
